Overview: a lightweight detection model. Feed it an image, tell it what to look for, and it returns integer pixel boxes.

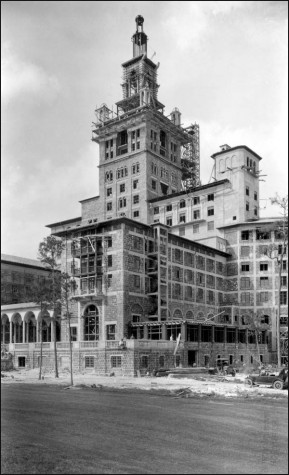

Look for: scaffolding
[181,123,200,191]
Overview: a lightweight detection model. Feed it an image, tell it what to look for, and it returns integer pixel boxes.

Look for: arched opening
[207,313,214,322]
[12,313,23,343]
[84,305,99,341]
[1,315,10,344]
[185,310,194,321]
[39,318,52,342]
[197,312,205,321]
[24,313,37,343]
[173,309,183,320]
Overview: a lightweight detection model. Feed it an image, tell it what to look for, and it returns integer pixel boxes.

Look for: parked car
[246,368,288,389]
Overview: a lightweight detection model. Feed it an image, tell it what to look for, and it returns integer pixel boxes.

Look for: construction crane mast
[181,123,200,192]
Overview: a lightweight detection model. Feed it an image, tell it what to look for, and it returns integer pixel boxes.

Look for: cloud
[161,1,249,50]
[1,42,60,105]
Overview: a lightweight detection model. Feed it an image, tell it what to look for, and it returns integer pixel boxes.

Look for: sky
[1,1,288,259]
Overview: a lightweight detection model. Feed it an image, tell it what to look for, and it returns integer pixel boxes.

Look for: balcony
[73,286,104,300]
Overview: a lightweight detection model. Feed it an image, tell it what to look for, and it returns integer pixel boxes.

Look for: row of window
[85,355,122,368]
[105,163,140,182]
[241,261,287,271]
[154,206,214,219]
[241,230,287,242]
[240,291,287,305]
[240,275,287,288]
[107,195,140,211]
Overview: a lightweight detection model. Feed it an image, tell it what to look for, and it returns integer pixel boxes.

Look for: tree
[264,194,288,366]
[38,236,64,378]
[59,272,77,386]
[242,312,269,366]
[30,278,53,380]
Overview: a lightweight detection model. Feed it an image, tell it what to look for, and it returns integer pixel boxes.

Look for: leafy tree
[38,236,64,378]
[264,194,288,366]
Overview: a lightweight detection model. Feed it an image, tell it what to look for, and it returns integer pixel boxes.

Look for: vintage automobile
[246,368,288,389]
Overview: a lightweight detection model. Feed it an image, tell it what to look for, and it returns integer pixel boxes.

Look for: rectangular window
[193,210,200,220]
[207,193,214,201]
[166,217,172,226]
[241,293,251,304]
[120,183,125,193]
[281,276,287,286]
[207,207,214,216]
[107,255,112,267]
[85,356,94,368]
[254,192,258,201]
[133,195,139,204]
[254,207,258,216]
[152,180,157,190]
[107,202,112,211]
[133,210,139,218]
[107,188,112,197]
[166,204,172,212]
[107,274,112,288]
[207,221,214,231]
[106,324,116,341]
[111,356,122,368]
[260,263,268,271]
[193,224,199,234]
[193,196,200,205]
[256,230,270,240]
[133,180,138,190]
[240,277,251,289]
[70,327,77,341]
[280,291,287,305]
[241,264,250,272]
[260,277,269,288]
[154,207,159,215]
[282,261,287,271]
[246,202,249,211]
[241,230,250,241]
[259,292,269,303]
[246,186,250,196]
[179,214,186,223]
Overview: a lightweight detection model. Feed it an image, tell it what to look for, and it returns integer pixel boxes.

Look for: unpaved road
[1,384,288,474]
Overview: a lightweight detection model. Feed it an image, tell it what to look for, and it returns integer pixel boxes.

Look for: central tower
[92,17,193,224]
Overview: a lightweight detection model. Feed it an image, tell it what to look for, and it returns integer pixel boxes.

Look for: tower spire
[132,15,147,57]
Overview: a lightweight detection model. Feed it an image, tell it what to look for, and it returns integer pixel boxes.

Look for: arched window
[84,305,99,341]
[197,312,205,321]
[185,310,194,320]
[1,315,10,344]
[173,309,183,320]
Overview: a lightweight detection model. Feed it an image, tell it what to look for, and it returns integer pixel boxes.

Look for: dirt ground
[1,368,288,399]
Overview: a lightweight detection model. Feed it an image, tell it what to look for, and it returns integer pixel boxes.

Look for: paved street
[1,384,288,474]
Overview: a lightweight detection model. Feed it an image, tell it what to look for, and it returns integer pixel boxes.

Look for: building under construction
[1,16,287,373]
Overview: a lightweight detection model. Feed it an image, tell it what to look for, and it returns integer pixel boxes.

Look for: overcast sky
[2,1,288,259]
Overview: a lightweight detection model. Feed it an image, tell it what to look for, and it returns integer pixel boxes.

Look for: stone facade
[1,17,287,373]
